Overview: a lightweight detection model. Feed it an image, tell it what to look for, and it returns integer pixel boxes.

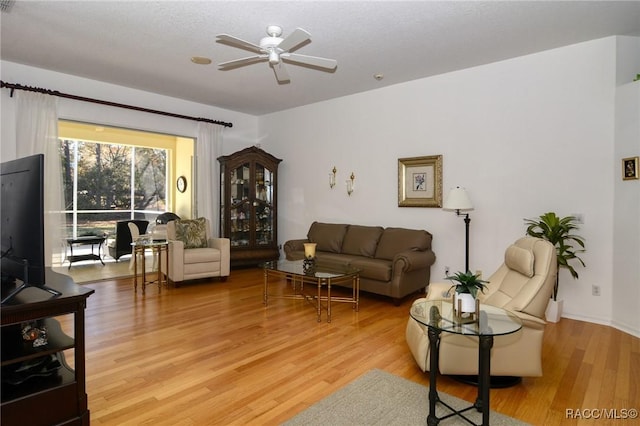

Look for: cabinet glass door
[255,163,274,246]
[230,163,251,247]
[219,146,281,266]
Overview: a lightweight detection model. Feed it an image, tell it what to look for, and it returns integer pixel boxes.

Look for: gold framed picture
[398,155,443,207]
[622,156,639,180]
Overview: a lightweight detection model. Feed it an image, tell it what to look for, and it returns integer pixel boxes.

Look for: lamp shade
[443,186,473,211]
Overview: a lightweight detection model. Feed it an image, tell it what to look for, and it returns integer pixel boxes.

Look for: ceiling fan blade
[282,53,337,70]
[216,34,263,53]
[218,55,267,69]
[276,28,311,52]
[272,62,290,83]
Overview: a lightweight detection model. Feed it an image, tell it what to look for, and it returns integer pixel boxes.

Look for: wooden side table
[131,241,169,294]
[66,235,106,269]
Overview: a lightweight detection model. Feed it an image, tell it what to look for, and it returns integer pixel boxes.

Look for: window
[57,121,195,241]
[60,139,168,238]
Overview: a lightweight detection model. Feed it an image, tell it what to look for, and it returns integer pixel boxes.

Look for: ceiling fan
[216,25,337,83]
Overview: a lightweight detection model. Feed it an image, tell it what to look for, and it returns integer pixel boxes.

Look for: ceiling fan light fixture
[0,0,15,13]
[268,49,280,65]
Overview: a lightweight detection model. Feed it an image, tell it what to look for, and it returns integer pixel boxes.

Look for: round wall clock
[177,176,187,193]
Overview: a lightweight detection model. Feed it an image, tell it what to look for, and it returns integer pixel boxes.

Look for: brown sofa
[283,222,436,303]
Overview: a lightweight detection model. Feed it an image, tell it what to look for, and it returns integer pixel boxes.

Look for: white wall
[1,61,259,162]
[260,36,639,335]
[2,37,637,336]
[612,36,640,336]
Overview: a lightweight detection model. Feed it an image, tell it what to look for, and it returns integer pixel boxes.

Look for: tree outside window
[60,139,167,238]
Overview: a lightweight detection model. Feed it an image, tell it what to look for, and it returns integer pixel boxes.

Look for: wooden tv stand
[1,270,94,425]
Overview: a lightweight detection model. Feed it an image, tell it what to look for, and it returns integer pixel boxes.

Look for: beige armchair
[161,218,230,284]
[405,236,557,378]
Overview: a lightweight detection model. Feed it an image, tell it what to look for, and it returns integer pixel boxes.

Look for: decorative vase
[454,292,476,313]
[545,299,564,323]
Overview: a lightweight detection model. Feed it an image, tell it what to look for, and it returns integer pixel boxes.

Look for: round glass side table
[410,299,522,426]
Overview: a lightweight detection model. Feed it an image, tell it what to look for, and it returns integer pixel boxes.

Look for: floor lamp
[443,186,474,272]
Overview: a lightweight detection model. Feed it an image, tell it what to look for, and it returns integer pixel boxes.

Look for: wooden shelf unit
[1,270,94,426]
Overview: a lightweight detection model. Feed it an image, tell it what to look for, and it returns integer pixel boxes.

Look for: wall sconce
[329,166,337,188]
[346,172,355,196]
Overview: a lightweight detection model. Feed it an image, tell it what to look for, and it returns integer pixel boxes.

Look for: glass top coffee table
[410,299,522,426]
[262,260,360,323]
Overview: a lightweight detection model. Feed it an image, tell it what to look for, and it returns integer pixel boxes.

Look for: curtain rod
[0,80,233,128]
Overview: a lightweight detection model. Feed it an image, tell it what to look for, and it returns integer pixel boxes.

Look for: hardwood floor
[65,268,639,425]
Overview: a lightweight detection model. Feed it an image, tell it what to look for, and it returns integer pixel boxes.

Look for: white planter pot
[454,292,476,313]
[545,299,564,323]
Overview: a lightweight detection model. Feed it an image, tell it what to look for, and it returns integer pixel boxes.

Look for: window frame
[58,121,193,239]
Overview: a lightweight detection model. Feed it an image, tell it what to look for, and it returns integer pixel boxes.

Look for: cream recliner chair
[406,236,557,378]
[162,218,230,284]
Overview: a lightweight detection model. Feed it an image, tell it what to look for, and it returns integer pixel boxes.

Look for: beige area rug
[283,369,530,426]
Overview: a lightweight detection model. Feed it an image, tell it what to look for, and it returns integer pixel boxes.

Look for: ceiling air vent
[0,0,15,13]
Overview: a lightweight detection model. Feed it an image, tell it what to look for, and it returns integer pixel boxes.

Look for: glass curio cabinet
[218,146,282,267]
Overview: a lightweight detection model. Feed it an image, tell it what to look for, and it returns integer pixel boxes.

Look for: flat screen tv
[1,153,60,304]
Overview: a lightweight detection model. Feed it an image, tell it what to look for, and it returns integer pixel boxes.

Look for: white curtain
[15,91,64,266]
[195,122,224,236]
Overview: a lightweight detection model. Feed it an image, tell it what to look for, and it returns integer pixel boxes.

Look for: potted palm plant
[524,212,586,322]
[446,271,488,313]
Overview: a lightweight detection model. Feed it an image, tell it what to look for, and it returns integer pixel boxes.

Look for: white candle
[303,242,317,259]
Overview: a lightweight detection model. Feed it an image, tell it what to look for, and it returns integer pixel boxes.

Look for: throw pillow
[505,245,534,277]
[174,217,208,249]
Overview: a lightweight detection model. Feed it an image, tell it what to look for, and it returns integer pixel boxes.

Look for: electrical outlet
[592,285,601,296]
[445,266,450,276]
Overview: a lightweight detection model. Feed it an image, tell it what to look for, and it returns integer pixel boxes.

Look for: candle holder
[303,242,317,260]
[303,257,316,275]
[346,172,355,196]
[303,242,317,275]
[329,166,337,188]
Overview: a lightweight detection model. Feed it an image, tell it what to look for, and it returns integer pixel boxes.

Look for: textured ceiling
[1,1,639,116]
